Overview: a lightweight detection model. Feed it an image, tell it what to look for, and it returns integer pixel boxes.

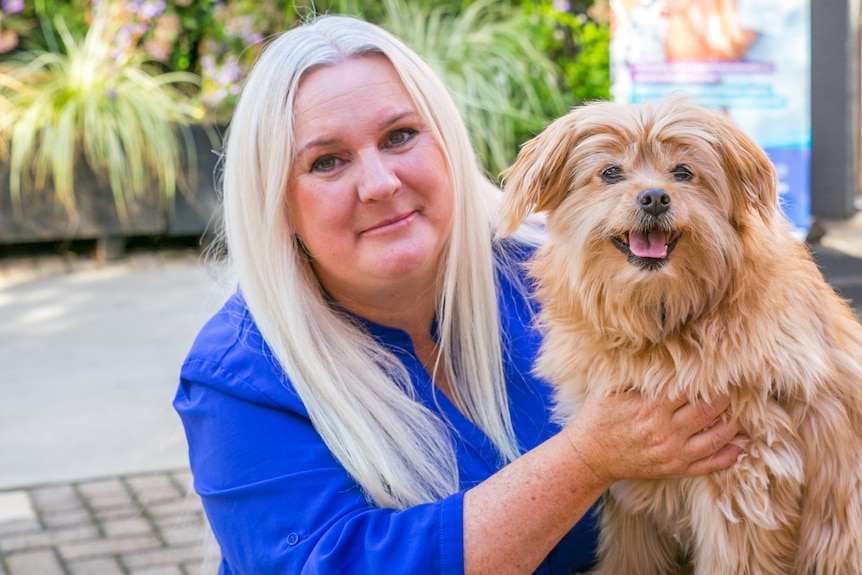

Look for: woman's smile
[360,210,419,236]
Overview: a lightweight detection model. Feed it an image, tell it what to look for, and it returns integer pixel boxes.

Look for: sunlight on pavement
[0,492,36,523]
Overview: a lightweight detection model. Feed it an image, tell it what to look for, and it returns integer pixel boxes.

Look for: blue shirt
[174,248,599,574]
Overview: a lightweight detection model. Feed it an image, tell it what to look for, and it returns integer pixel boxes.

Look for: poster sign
[610,0,811,237]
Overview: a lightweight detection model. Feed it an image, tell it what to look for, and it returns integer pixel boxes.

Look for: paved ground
[0,213,860,575]
[0,248,223,574]
[0,251,224,490]
[0,470,213,575]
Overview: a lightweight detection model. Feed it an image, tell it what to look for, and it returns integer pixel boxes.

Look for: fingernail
[730,435,751,451]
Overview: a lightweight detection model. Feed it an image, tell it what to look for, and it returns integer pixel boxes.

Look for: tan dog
[497,96,862,575]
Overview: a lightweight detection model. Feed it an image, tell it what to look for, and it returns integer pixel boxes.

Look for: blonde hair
[221,14,532,508]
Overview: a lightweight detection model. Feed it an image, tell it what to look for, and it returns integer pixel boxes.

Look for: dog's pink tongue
[629,229,668,258]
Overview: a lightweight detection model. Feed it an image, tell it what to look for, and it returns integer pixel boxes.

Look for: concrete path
[0,251,224,574]
[0,253,226,491]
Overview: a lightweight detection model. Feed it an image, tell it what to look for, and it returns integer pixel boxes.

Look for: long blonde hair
[221,14,531,509]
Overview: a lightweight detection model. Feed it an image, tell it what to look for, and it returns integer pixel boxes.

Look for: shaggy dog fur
[497,96,862,575]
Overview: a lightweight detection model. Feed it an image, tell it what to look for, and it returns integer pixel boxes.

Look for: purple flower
[139,0,166,20]
[224,15,263,46]
[1,0,25,14]
[553,0,571,13]
[114,26,135,49]
[200,54,217,75]
[217,57,244,86]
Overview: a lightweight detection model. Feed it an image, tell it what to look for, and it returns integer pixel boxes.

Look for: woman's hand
[463,389,748,574]
[563,389,748,484]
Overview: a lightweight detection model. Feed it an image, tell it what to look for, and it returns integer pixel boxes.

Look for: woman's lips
[360,211,417,235]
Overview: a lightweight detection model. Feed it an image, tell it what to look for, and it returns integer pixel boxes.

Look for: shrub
[0,4,203,222]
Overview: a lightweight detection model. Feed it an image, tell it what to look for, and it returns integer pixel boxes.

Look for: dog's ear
[710,112,780,222]
[497,116,576,236]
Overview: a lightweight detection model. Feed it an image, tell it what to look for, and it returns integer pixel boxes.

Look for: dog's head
[499,96,783,337]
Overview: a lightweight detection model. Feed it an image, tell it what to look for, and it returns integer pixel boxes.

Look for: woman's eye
[311,155,339,173]
[386,128,417,147]
[601,165,624,183]
[672,164,694,181]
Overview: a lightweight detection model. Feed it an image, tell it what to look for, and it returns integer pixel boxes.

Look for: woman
[174,14,745,575]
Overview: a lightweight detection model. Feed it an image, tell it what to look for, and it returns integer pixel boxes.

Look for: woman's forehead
[293,56,418,136]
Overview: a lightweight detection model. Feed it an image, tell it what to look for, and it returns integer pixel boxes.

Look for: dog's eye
[601,165,624,184]
[672,165,694,182]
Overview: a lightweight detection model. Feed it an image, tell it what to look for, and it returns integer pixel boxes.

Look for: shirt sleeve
[175,356,465,575]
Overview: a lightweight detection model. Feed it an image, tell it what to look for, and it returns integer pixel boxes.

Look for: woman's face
[288,55,454,304]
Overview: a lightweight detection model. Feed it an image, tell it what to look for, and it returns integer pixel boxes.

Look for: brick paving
[0,246,219,574]
[0,470,217,575]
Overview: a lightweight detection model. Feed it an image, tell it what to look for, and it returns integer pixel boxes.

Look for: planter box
[169,124,223,239]
[0,124,222,245]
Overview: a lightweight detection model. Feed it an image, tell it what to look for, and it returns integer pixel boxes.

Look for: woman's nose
[356,149,399,202]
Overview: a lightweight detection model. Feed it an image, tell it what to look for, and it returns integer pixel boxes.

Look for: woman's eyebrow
[297,136,341,156]
[297,109,420,155]
[378,109,419,130]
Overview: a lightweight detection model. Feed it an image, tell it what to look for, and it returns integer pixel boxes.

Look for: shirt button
[286,533,300,546]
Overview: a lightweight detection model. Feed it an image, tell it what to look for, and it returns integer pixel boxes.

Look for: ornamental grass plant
[380,0,569,178]
[0,0,610,226]
[0,4,203,224]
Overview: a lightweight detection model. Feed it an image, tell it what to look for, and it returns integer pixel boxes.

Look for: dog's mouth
[612,228,682,271]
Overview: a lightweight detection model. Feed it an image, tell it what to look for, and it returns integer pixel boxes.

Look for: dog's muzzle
[611,189,682,271]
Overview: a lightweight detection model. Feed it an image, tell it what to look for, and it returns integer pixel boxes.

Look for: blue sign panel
[610,0,811,237]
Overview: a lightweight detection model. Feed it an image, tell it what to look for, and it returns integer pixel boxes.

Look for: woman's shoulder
[494,235,541,305]
[183,290,258,365]
[495,233,540,264]
[179,290,303,411]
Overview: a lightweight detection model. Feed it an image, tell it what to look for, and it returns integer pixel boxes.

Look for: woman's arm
[463,390,744,575]
[176,367,468,575]
[177,365,741,575]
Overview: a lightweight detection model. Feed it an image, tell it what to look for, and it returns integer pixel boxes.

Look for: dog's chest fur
[534,238,862,571]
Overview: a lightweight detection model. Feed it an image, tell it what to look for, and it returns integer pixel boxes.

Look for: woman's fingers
[572,390,748,482]
[668,395,749,476]
[671,394,731,431]
[680,415,749,475]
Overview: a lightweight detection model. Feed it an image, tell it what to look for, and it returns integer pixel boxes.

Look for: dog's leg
[685,480,747,575]
[582,494,681,575]
[688,449,800,575]
[689,507,795,575]
[793,393,862,575]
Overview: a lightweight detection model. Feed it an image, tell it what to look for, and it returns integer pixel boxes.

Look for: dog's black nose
[638,189,671,216]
